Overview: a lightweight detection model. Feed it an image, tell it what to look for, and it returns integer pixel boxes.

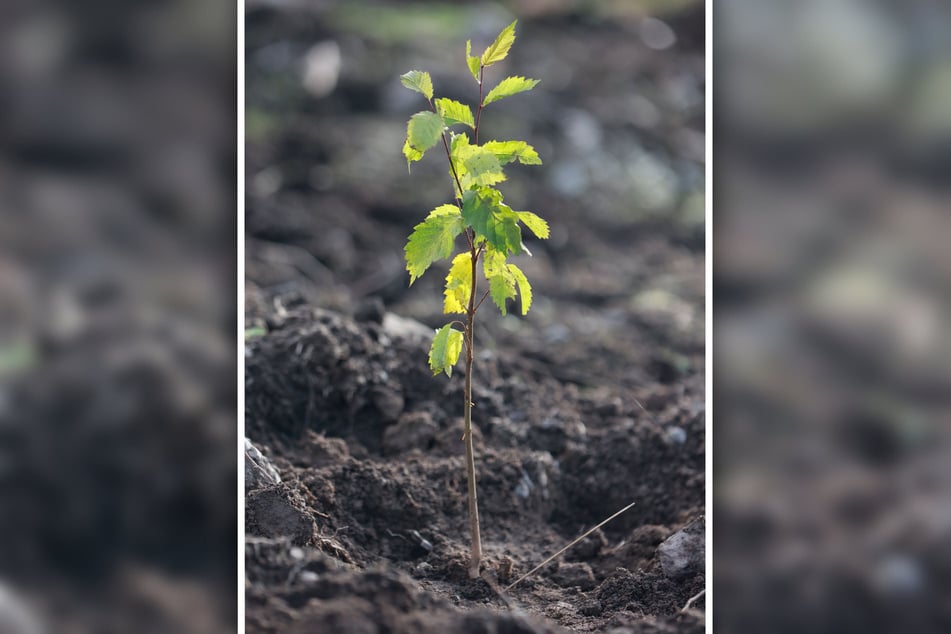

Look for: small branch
[504,500,637,592]
[473,288,491,314]
[475,65,485,144]
[682,589,706,612]
[428,98,466,202]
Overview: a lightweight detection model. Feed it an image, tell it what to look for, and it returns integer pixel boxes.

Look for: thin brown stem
[463,240,483,578]
[475,65,485,144]
[429,98,467,202]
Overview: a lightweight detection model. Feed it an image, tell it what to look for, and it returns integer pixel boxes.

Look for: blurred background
[715,0,951,631]
[0,1,236,633]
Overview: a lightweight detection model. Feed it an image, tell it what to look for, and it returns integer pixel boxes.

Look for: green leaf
[508,263,533,315]
[244,326,267,339]
[516,211,550,238]
[429,324,464,377]
[483,248,516,315]
[444,252,472,314]
[425,204,461,219]
[404,205,464,284]
[404,111,445,163]
[483,76,539,105]
[466,40,481,81]
[435,98,474,128]
[400,70,433,99]
[462,189,523,255]
[460,148,506,188]
[450,130,470,155]
[483,140,542,165]
[402,138,423,167]
[481,20,517,66]
[450,134,506,189]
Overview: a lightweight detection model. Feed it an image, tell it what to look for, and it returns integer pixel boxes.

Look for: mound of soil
[245,305,704,632]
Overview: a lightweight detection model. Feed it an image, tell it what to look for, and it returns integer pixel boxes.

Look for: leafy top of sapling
[400,19,548,376]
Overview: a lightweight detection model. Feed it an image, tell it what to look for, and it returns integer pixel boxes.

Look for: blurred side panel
[0,1,236,632]
[715,0,951,632]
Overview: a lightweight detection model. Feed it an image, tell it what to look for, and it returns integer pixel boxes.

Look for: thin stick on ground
[503,500,637,592]
[682,588,705,612]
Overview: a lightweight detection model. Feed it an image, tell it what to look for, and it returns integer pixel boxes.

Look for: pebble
[245,438,281,490]
[657,517,705,579]
[408,530,433,554]
[665,425,687,445]
[297,570,320,584]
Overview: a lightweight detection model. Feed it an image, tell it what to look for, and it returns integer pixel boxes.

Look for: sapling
[400,20,548,579]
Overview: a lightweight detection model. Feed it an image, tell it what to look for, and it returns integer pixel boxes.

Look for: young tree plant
[400,20,548,579]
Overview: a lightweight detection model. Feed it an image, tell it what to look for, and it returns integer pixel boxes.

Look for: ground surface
[245,1,705,632]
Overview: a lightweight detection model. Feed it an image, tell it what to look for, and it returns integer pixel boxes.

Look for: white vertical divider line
[237,0,246,629]
[704,0,713,630]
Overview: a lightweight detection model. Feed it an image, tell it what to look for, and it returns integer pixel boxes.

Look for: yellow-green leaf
[404,205,463,284]
[508,263,532,315]
[444,252,472,314]
[400,70,433,99]
[516,211,549,239]
[429,324,464,377]
[482,247,516,315]
[482,245,508,278]
[435,98,474,128]
[483,140,542,165]
[460,148,506,188]
[402,138,423,167]
[405,111,445,160]
[481,20,517,66]
[466,40,481,81]
[483,76,539,105]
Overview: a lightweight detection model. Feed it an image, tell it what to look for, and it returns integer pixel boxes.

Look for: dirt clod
[247,485,316,545]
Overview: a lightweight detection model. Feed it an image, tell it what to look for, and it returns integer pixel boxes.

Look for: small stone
[514,469,534,500]
[245,438,281,490]
[408,530,433,555]
[665,425,687,445]
[658,517,704,579]
[415,561,434,576]
[297,570,319,583]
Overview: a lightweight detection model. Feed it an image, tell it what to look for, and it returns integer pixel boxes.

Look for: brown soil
[245,300,704,632]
